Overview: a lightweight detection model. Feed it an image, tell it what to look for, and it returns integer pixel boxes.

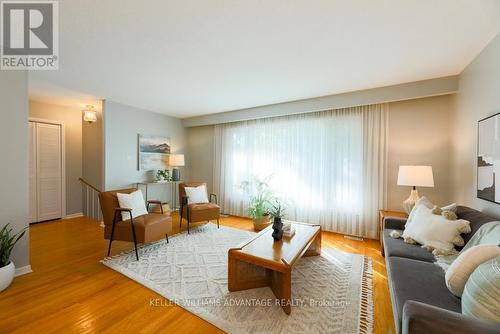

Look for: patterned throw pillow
[462,256,500,323]
[445,245,500,296]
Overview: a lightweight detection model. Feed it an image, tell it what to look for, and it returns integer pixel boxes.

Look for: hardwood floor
[0,214,395,334]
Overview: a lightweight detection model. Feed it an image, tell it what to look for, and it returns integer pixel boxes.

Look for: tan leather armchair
[99,188,172,260]
[179,182,220,234]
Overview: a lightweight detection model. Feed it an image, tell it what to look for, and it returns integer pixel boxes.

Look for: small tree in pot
[0,224,26,292]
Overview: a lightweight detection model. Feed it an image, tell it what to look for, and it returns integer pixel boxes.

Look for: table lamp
[397,165,434,214]
[169,154,185,181]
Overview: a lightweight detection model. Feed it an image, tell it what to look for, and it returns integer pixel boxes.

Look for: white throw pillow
[445,245,500,297]
[185,185,209,204]
[117,190,148,220]
[405,196,457,228]
[402,205,470,255]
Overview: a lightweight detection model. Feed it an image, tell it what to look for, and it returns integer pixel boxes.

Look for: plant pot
[0,261,15,293]
[252,215,271,231]
[272,217,282,228]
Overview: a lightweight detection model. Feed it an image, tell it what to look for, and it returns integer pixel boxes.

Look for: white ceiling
[30,0,500,118]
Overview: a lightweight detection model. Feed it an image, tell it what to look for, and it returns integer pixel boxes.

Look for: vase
[272,217,283,241]
[0,261,15,292]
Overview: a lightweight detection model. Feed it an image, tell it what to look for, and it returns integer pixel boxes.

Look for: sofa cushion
[188,202,220,221]
[456,206,497,246]
[387,257,462,334]
[104,213,172,243]
[383,229,435,262]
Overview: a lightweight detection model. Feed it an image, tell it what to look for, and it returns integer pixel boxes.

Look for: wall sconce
[82,105,97,123]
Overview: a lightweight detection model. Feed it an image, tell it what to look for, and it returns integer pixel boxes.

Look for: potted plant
[269,200,285,240]
[0,223,26,292]
[240,176,274,231]
[156,169,171,182]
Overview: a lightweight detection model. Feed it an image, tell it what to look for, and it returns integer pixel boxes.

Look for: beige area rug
[102,224,373,334]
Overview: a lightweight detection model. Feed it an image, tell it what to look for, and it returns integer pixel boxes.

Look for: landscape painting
[477,112,500,204]
[138,134,171,171]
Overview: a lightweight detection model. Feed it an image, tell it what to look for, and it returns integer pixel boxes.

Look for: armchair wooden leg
[166,233,169,243]
[187,221,190,234]
[107,239,113,257]
[130,220,139,261]
[217,218,220,229]
[107,211,119,257]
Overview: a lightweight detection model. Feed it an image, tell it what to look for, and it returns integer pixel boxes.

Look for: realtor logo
[1,0,58,69]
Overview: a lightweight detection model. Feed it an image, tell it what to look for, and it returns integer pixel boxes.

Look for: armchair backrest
[179,182,207,206]
[98,188,137,226]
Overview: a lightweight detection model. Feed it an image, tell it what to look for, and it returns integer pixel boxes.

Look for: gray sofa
[383,206,500,334]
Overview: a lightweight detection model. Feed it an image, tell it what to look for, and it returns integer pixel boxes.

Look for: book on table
[282,221,295,237]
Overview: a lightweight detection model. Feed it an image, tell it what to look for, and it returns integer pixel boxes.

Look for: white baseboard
[65,212,84,219]
[15,265,33,277]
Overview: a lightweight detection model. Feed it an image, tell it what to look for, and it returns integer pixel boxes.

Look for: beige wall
[82,105,104,192]
[0,71,30,269]
[187,95,455,210]
[187,126,215,191]
[450,33,500,218]
[29,101,83,215]
[387,95,452,210]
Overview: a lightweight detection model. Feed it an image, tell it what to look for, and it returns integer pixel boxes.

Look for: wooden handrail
[78,177,102,193]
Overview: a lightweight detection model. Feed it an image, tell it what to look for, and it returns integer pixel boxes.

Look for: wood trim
[14,265,33,277]
[78,177,102,193]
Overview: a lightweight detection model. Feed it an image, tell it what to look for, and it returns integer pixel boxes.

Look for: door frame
[29,118,66,219]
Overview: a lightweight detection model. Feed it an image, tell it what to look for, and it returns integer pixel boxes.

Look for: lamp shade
[169,154,185,167]
[397,165,434,187]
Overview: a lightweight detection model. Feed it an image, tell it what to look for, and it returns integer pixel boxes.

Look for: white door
[36,122,62,221]
[28,122,37,223]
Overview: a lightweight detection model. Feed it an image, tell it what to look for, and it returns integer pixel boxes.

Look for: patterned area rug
[102,224,373,334]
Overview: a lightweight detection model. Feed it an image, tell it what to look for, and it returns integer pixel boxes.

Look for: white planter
[0,261,15,292]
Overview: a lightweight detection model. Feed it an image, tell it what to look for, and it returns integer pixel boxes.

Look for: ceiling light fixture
[82,105,97,123]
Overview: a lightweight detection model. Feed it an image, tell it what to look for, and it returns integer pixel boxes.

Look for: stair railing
[79,177,102,221]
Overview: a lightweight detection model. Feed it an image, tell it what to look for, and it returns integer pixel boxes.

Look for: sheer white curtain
[213,104,388,238]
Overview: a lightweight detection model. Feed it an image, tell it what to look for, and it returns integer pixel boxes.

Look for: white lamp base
[403,189,420,214]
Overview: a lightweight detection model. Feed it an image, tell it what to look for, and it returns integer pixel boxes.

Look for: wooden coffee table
[228,222,321,314]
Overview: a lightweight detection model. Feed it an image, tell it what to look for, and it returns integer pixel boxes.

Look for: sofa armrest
[384,217,407,230]
[403,301,500,334]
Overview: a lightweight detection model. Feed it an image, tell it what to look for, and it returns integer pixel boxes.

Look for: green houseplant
[269,200,285,223]
[156,169,171,182]
[240,176,274,231]
[269,199,286,240]
[0,223,26,292]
